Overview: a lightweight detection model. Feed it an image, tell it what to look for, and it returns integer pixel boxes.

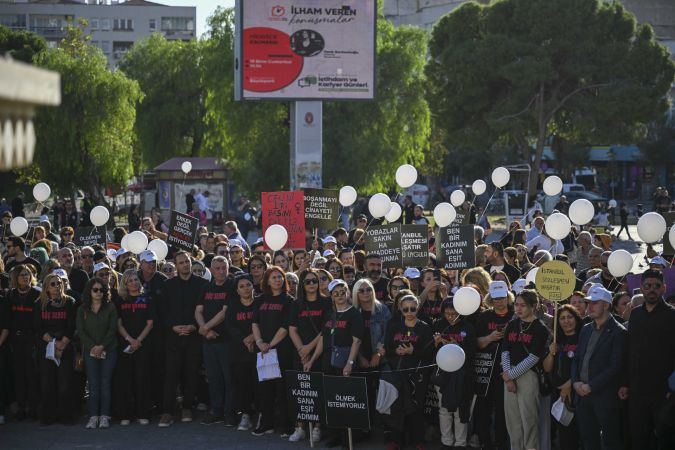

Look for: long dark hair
[81,277,111,311]
[295,268,320,305]
[555,304,582,341]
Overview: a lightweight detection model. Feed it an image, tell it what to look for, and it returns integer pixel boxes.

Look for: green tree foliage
[202,8,431,194]
[0,26,46,63]
[33,20,142,204]
[120,34,204,169]
[426,0,675,197]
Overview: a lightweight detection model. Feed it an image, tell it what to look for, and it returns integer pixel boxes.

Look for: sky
[159,0,235,37]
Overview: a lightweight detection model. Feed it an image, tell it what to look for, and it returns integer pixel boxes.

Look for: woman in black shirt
[383,294,433,449]
[7,265,40,419]
[247,255,267,295]
[543,304,582,450]
[225,274,259,432]
[251,266,294,437]
[34,272,77,425]
[113,269,154,425]
[386,276,410,309]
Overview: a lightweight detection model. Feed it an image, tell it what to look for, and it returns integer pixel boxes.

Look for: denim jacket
[363,301,392,354]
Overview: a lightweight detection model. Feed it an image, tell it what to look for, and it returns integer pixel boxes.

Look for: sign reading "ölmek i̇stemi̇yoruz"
[237,0,376,100]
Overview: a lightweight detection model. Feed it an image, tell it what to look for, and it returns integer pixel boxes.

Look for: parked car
[561,190,609,211]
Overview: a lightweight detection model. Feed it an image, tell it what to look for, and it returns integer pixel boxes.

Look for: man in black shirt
[4,237,41,276]
[158,251,208,428]
[484,242,521,284]
[196,256,235,426]
[365,253,389,302]
[56,247,88,294]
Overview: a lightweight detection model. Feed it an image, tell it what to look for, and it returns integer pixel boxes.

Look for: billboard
[236,0,376,100]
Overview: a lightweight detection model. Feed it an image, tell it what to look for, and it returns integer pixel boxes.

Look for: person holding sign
[432,298,476,450]
[501,289,550,450]
[383,294,434,450]
[305,279,363,448]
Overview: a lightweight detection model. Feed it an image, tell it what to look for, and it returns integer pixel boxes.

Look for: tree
[426,0,675,198]
[0,26,46,63]
[33,20,142,205]
[120,34,204,169]
[201,7,431,194]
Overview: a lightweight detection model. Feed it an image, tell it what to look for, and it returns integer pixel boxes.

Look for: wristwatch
[348,360,354,365]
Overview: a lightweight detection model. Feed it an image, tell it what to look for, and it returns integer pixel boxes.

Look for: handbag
[330,309,351,369]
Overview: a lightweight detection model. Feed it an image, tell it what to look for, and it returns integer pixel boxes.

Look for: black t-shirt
[198,280,234,343]
[6,257,42,277]
[33,296,77,341]
[420,296,445,324]
[68,268,89,294]
[476,308,513,355]
[321,306,364,363]
[253,293,293,343]
[371,276,390,302]
[7,287,40,332]
[162,275,208,330]
[225,298,260,362]
[384,319,433,369]
[137,270,166,325]
[0,296,9,330]
[502,317,549,367]
[114,292,155,341]
[360,309,373,359]
[288,296,330,345]
[552,333,579,387]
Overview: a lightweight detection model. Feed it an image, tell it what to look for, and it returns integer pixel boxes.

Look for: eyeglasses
[304,278,318,285]
[320,276,329,281]
[390,284,405,290]
[401,307,417,313]
[250,264,264,270]
[642,282,662,290]
[91,287,107,294]
[49,281,62,287]
[358,287,373,293]
[331,290,347,297]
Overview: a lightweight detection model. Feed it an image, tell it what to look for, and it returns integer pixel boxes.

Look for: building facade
[0,0,196,67]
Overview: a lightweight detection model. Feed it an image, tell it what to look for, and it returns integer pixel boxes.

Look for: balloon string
[358,217,378,246]
[477,187,500,224]
[347,363,440,376]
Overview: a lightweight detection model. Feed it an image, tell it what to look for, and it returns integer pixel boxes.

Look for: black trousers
[385,370,429,446]
[232,359,257,416]
[629,394,668,450]
[476,377,509,450]
[38,343,74,423]
[149,328,165,411]
[114,344,151,419]
[10,334,39,412]
[162,333,201,414]
[0,343,9,414]
[258,376,291,430]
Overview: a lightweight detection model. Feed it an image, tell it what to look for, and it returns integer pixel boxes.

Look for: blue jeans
[85,350,117,417]
[202,342,233,416]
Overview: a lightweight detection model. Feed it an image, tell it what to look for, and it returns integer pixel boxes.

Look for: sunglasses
[304,278,318,285]
[217,251,229,256]
[331,290,347,297]
[642,282,662,290]
[92,287,107,294]
[390,284,405,290]
[163,268,174,273]
[250,264,264,270]
[49,281,62,287]
[402,307,417,313]
[358,287,373,293]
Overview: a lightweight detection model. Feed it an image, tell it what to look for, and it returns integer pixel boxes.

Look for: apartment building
[0,0,196,67]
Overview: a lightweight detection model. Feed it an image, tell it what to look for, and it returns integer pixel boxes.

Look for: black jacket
[485,262,521,285]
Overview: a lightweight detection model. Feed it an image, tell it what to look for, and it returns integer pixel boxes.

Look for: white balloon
[126,230,149,254]
[472,180,487,196]
[433,202,457,228]
[450,190,465,207]
[265,224,288,251]
[385,202,402,223]
[436,344,466,372]
[147,239,169,261]
[543,176,563,196]
[525,267,539,286]
[339,186,357,207]
[181,161,192,174]
[120,234,130,250]
[368,193,392,218]
[454,286,481,316]
[90,206,110,227]
[10,217,28,236]
[395,164,418,189]
[607,249,633,278]
[669,225,675,251]
[637,212,667,244]
[568,199,595,225]
[545,212,571,240]
[32,182,51,202]
[608,199,617,208]
[491,167,510,188]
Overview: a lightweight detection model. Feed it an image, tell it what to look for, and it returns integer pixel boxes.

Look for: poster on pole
[473,350,498,397]
[324,375,370,430]
[285,371,325,423]
[166,210,199,251]
[303,188,339,229]
[237,0,376,100]
[75,226,107,248]
[365,224,402,268]
[436,224,475,270]
[401,224,429,267]
[261,191,306,249]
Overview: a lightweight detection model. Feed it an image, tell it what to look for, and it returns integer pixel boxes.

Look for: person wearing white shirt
[526,217,544,242]
[195,191,210,213]
[526,230,564,257]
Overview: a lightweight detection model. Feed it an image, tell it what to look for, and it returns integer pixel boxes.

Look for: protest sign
[663,212,674,256]
[627,266,675,298]
[261,191,306,249]
[473,350,498,397]
[75,226,107,248]
[324,375,370,430]
[423,382,439,425]
[401,224,429,267]
[166,210,199,251]
[436,225,475,270]
[285,371,325,423]
[535,261,576,301]
[365,224,402,268]
[303,188,340,230]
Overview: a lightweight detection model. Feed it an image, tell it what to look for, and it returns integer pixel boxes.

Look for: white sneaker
[119,419,130,426]
[137,419,150,425]
[237,414,252,431]
[85,416,98,429]
[311,426,322,443]
[288,427,306,442]
[196,402,208,412]
[99,416,110,428]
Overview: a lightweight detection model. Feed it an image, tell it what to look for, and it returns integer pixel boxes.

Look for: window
[100,18,111,30]
[0,14,27,29]
[149,19,156,31]
[113,18,133,31]
[160,16,194,32]
[90,18,98,30]
[100,40,111,54]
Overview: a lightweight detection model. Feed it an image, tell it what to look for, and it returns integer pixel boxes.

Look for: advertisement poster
[159,181,171,209]
[291,101,323,188]
[240,0,376,100]
[261,191,306,249]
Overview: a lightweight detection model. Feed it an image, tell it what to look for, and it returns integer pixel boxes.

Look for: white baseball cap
[512,279,528,295]
[489,280,509,298]
[649,255,669,268]
[139,250,157,263]
[323,249,335,257]
[323,236,337,244]
[585,284,612,304]
[93,262,109,274]
[403,267,421,279]
[328,279,348,292]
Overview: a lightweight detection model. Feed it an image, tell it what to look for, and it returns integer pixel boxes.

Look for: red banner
[261,191,306,249]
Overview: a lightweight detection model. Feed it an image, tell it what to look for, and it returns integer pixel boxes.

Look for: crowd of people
[0,201,674,450]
